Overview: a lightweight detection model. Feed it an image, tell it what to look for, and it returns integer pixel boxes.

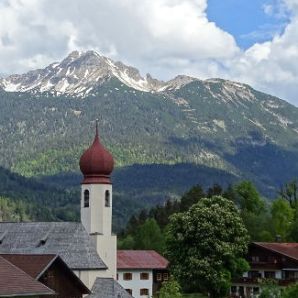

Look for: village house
[231,242,298,297]
[0,255,54,297]
[0,253,90,298]
[117,250,169,298]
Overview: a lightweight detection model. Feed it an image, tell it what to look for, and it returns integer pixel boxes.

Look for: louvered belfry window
[84,189,90,208]
[105,190,110,207]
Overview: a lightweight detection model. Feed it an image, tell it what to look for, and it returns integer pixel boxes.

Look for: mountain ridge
[0,50,248,97]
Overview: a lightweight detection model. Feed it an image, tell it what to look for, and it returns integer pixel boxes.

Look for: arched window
[105,190,110,207]
[84,190,90,208]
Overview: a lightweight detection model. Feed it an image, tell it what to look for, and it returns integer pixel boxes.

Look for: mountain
[0,50,195,96]
[0,50,298,203]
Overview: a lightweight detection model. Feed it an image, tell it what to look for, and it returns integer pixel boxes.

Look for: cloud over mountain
[0,0,298,104]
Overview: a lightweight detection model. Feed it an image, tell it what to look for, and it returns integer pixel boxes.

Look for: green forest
[119,180,298,249]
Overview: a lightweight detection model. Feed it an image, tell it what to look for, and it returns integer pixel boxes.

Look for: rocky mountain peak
[0,51,168,96]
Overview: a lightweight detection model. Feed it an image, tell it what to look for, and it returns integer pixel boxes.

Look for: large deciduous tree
[232,181,271,241]
[134,218,165,253]
[165,196,249,297]
[279,179,298,208]
[234,181,264,214]
[271,198,294,241]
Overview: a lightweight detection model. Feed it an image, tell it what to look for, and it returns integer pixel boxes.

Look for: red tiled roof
[117,250,169,269]
[254,242,298,261]
[0,256,54,296]
[1,254,57,279]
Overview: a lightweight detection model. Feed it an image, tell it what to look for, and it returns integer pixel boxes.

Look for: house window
[140,289,149,296]
[248,271,261,278]
[140,273,149,280]
[84,190,89,208]
[125,289,132,295]
[265,271,276,279]
[123,273,132,280]
[105,190,110,207]
[163,273,169,281]
[286,271,298,279]
[231,286,237,294]
[253,287,260,294]
[156,273,162,281]
[252,256,259,263]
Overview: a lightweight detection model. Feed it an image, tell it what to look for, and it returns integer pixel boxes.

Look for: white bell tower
[79,121,117,279]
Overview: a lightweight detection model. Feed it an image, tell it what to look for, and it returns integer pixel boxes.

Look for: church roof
[87,278,133,298]
[117,250,169,269]
[0,222,107,270]
[79,122,114,184]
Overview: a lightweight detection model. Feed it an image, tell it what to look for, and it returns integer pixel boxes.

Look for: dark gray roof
[87,278,133,298]
[0,222,107,270]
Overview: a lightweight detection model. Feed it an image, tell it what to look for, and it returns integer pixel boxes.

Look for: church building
[0,123,132,298]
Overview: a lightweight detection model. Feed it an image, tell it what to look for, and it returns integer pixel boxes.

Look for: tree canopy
[165,196,250,297]
[271,199,294,241]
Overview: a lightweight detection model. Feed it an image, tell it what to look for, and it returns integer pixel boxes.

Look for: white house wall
[117,269,153,298]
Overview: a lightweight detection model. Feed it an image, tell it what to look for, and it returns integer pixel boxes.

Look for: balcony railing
[233,277,298,286]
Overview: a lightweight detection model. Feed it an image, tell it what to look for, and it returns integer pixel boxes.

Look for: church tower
[79,121,117,278]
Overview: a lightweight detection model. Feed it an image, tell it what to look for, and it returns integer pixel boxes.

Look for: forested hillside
[0,166,77,221]
[0,163,237,230]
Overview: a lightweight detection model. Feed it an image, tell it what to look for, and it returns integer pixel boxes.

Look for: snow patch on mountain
[0,51,200,97]
[0,50,267,106]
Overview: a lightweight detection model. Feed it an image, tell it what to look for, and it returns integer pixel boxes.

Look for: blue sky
[207,0,290,48]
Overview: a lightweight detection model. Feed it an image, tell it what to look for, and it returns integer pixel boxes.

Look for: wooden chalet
[0,254,90,298]
[231,242,298,297]
[0,255,54,298]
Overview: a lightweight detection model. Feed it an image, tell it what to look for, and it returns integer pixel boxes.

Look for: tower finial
[95,118,99,137]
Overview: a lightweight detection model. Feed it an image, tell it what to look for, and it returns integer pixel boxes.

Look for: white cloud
[0,0,238,71]
[263,0,289,18]
[223,1,298,104]
[1,0,298,105]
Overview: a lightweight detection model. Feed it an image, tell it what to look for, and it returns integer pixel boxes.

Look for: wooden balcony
[233,277,298,286]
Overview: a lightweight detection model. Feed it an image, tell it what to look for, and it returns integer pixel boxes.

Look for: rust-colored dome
[79,125,114,184]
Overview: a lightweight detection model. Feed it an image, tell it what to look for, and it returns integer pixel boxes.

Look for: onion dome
[79,122,114,184]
